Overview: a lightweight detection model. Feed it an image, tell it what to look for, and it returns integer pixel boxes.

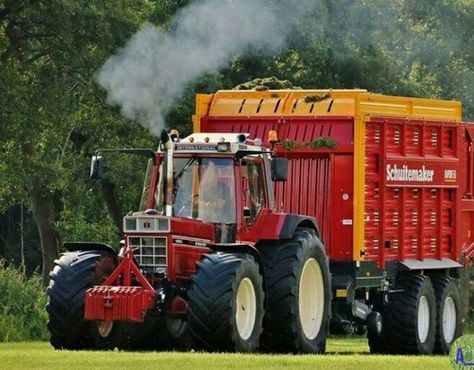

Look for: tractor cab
[84,131,288,324]
[135,132,286,245]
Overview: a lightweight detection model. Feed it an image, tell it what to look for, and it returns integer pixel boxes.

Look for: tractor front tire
[46,250,117,350]
[260,228,331,353]
[188,252,264,352]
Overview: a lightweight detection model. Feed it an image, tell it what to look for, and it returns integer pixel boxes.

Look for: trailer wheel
[391,273,437,354]
[260,228,331,353]
[188,252,264,352]
[46,250,118,350]
[432,276,462,354]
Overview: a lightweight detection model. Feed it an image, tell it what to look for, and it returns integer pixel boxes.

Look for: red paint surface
[203,114,474,266]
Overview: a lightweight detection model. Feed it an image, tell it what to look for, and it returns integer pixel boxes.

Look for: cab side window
[241,159,265,220]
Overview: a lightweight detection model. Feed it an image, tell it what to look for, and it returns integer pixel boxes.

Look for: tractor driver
[198,160,234,224]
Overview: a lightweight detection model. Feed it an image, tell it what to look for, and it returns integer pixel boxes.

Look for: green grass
[0,337,452,370]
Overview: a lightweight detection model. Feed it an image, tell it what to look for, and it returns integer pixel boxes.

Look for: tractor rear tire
[46,250,118,350]
[188,252,264,352]
[390,273,437,354]
[260,228,331,353]
[432,276,462,354]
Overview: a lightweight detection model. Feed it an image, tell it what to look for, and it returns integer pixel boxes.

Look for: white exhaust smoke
[97,0,314,135]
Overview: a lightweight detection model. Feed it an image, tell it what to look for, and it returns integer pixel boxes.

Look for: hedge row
[0,261,48,342]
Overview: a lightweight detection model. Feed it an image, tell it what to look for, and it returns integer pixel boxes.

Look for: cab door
[237,158,267,241]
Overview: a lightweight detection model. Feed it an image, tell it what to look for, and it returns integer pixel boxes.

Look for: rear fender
[63,242,117,255]
[279,214,319,239]
[253,212,319,240]
[207,243,265,290]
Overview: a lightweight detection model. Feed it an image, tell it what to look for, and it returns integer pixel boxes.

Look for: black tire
[432,276,463,354]
[46,250,118,350]
[367,310,391,354]
[188,252,264,352]
[390,273,437,354]
[117,313,191,351]
[260,228,331,353]
[355,324,367,336]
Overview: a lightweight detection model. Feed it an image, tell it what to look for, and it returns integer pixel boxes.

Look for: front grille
[129,236,167,274]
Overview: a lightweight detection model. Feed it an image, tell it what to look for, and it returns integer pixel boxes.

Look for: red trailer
[193,89,474,353]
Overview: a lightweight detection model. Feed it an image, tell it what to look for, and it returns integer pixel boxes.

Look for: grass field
[0,337,453,370]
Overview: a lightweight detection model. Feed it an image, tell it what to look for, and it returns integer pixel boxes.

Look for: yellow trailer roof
[193,90,462,131]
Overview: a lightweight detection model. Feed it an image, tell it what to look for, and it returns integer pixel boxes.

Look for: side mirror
[271,158,288,182]
[90,155,105,179]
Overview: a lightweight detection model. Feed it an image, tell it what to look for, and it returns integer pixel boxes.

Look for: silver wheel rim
[442,297,456,343]
[236,277,256,340]
[96,321,113,338]
[299,258,324,340]
[417,295,430,343]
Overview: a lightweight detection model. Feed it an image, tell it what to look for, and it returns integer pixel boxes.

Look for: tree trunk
[30,184,60,285]
[100,179,123,239]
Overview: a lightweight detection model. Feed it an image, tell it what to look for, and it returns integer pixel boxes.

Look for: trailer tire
[46,250,118,350]
[391,273,437,354]
[188,252,264,352]
[431,276,462,354]
[260,228,331,353]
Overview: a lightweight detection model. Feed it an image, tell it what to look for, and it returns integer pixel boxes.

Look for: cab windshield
[159,157,236,224]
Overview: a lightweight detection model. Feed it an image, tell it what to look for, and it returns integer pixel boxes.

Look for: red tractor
[46,130,331,353]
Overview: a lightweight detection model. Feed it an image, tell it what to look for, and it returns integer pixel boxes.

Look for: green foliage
[282,137,337,151]
[304,94,331,103]
[0,261,48,342]
[233,76,298,90]
[0,0,473,281]
[0,1,157,277]
[310,137,337,149]
[282,140,297,151]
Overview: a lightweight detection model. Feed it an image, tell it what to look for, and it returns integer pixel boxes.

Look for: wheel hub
[236,277,256,340]
[299,258,324,340]
[96,321,113,338]
[417,295,430,343]
[442,296,456,343]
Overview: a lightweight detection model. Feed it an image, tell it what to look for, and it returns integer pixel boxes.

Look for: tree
[0,0,155,282]
[1,0,472,285]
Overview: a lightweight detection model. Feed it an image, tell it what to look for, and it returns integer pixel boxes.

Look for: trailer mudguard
[63,242,117,255]
[399,258,462,271]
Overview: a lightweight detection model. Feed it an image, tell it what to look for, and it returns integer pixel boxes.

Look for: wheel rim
[299,258,324,340]
[166,317,188,338]
[236,277,256,340]
[417,295,430,343]
[96,321,113,338]
[442,296,456,343]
